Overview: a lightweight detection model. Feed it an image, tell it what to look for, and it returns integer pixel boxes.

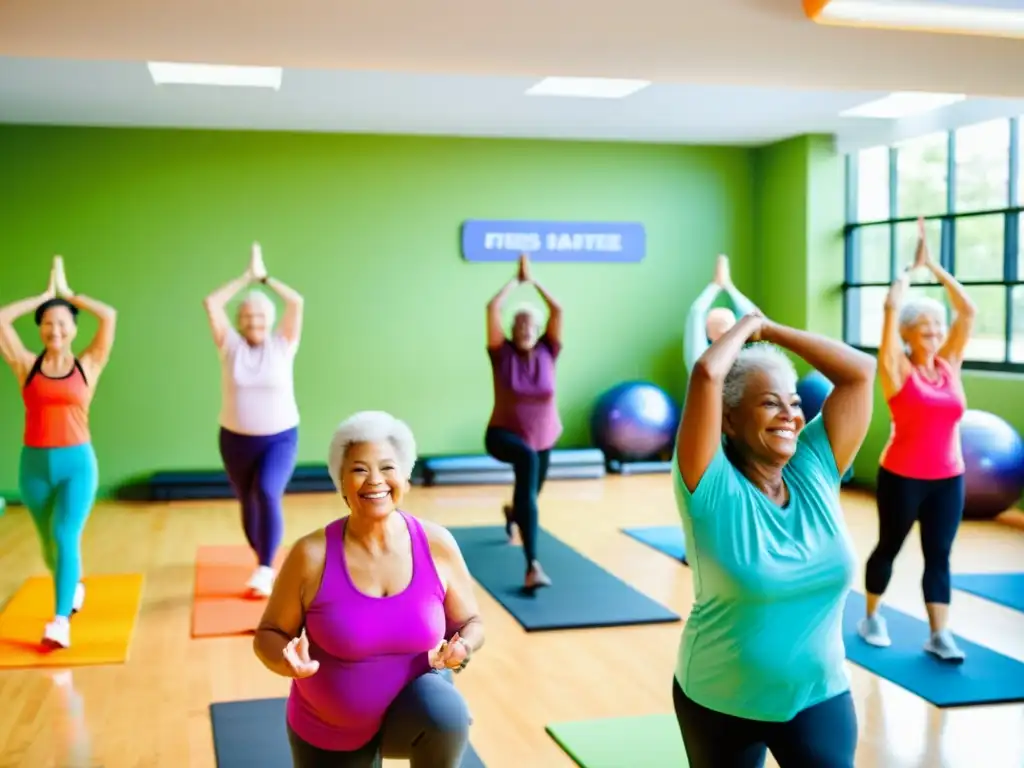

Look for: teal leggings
[19,444,99,617]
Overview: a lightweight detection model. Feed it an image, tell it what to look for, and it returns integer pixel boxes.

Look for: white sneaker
[246,566,275,598]
[857,614,892,647]
[925,629,966,664]
[72,582,85,614]
[42,616,71,649]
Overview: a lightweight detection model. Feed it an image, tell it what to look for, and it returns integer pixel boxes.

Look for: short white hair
[899,296,947,331]
[327,411,418,491]
[512,303,543,328]
[237,289,276,328]
[722,342,799,410]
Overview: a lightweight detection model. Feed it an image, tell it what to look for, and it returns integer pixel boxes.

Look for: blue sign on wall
[461,220,646,263]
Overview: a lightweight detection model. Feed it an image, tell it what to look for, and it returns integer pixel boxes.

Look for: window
[844,118,1023,371]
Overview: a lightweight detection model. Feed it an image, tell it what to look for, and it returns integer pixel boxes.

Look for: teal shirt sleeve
[797,414,841,485]
[684,283,722,373]
[672,443,740,520]
[724,284,757,317]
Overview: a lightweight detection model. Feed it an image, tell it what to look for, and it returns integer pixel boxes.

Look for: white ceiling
[0,57,942,145]
[2,0,1024,146]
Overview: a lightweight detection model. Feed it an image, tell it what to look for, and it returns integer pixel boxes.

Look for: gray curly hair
[899,296,947,333]
[327,411,418,491]
[237,289,276,328]
[722,343,799,410]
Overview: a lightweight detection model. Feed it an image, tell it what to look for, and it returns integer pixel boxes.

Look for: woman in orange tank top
[0,256,117,651]
[858,219,977,664]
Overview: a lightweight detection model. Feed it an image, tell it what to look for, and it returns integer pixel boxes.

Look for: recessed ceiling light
[840,92,966,119]
[525,77,651,99]
[805,0,1024,39]
[147,62,283,90]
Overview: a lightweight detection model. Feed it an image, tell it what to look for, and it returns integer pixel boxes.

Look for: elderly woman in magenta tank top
[254,411,483,768]
[484,254,563,589]
[203,243,304,599]
[858,218,977,664]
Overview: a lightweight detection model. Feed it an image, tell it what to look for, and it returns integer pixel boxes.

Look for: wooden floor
[2,475,1024,768]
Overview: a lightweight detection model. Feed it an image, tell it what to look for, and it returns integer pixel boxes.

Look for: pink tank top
[880,357,966,480]
[286,512,447,751]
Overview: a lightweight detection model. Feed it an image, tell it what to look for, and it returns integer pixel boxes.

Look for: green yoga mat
[546,713,687,767]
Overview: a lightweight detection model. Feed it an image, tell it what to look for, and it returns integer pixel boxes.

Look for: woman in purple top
[254,410,484,768]
[485,254,563,589]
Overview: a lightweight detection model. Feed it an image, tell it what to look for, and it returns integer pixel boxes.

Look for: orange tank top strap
[22,354,92,449]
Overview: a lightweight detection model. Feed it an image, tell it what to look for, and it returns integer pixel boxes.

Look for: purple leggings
[219,426,299,567]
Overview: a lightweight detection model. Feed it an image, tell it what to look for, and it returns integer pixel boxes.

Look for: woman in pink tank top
[858,219,977,664]
[253,411,485,767]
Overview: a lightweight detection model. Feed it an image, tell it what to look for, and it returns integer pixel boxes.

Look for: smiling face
[511,310,540,351]
[237,299,271,346]
[38,305,78,353]
[723,365,805,464]
[339,440,409,521]
[901,309,946,359]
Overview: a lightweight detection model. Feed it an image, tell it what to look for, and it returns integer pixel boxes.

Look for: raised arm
[684,283,722,373]
[724,282,757,317]
[203,273,251,350]
[266,276,304,346]
[929,257,977,369]
[70,294,117,378]
[761,322,877,475]
[0,289,52,385]
[254,535,322,677]
[51,256,117,379]
[878,270,911,402]
[677,311,765,492]
[486,276,519,350]
[527,275,562,347]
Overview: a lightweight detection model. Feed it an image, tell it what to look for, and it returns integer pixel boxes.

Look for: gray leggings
[287,670,471,768]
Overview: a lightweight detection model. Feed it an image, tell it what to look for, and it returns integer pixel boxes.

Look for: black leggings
[865,466,965,604]
[287,671,470,768]
[672,677,857,768]
[484,427,550,568]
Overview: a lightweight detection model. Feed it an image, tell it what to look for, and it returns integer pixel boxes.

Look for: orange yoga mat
[191,545,287,638]
[0,573,144,668]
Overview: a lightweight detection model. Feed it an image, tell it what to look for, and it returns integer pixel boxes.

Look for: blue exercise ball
[591,381,680,462]
[961,409,1024,520]
[797,370,833,422]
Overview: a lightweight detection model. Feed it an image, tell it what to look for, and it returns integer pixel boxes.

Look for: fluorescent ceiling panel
[804,0,1024,39]
[525,77,651,99]
[841,91,966,118]
[147,62,283,89]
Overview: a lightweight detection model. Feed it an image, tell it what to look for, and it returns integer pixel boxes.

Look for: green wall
[0,126,755,499]
[760,135,1024,495]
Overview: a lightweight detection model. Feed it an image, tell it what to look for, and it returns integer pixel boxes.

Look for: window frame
[842,117,1024,373]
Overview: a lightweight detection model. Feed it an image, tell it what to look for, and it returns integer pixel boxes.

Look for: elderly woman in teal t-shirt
[672,308,875,767]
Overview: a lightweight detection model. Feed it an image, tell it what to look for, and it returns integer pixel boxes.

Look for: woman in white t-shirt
[203,244,304,597]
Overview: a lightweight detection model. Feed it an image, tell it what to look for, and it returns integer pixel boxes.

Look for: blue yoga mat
[449,525,680,631]
[843,591,1024,707]
[952,572,1024,613]
[210,697,485,767]
[622,525,687,564]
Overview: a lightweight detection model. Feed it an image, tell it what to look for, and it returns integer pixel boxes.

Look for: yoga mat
[210,697,485,767]
[622,525,687,564]
[843,591,1024,707]
[546,713,687,767]
[192,545,287,638]
[952,572,1024,613]
[449,526,680,631]
[0,573,144,668]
